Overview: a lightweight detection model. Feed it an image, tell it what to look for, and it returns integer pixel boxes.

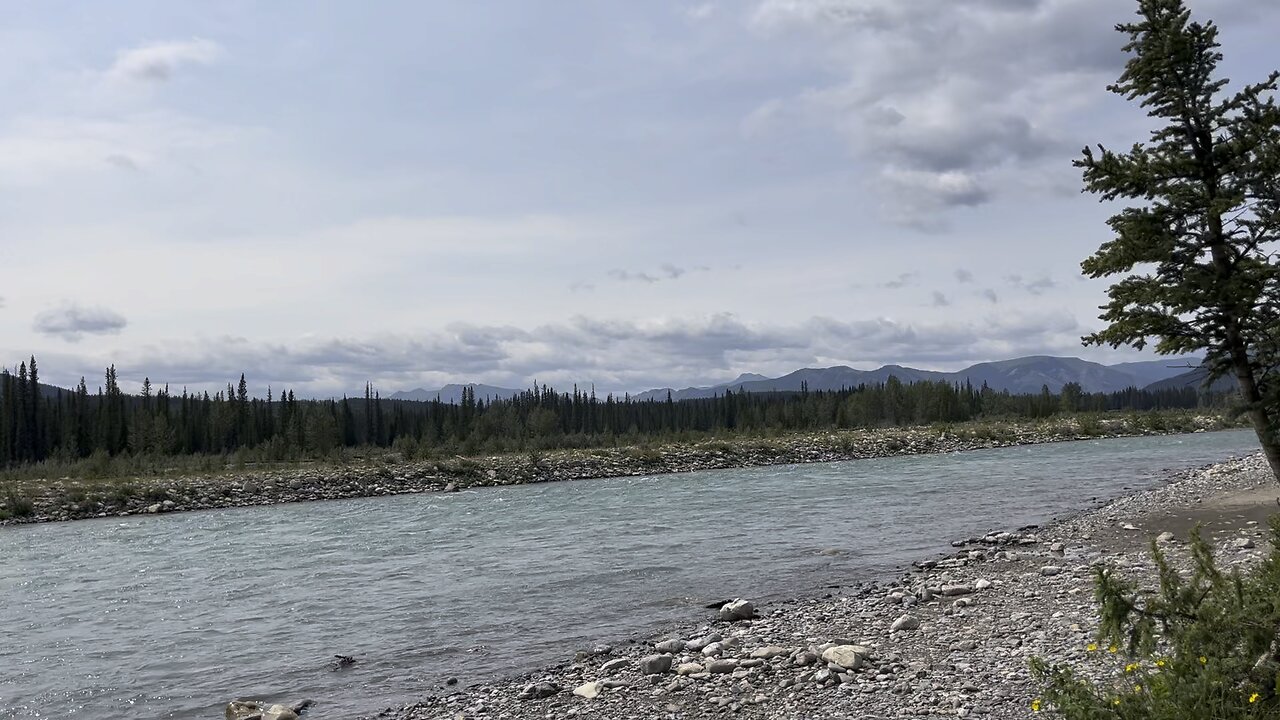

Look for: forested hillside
[0,356,1231,470]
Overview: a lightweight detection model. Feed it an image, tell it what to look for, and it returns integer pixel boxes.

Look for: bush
[1032,518,1280,718]
[2,486,35,518]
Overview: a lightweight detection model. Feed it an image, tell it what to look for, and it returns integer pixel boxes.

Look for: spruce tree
[1079,0,1280,480]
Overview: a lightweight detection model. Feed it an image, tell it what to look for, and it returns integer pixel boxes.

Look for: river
[0,430,1261,719]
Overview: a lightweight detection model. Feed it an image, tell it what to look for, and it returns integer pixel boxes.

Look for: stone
[655,639,684,654]
[750,645,791,660]
[686,633,721,651]
[891,614,921,632]
[719,599,755,622]
[793,650,819,666]
[1156,531,1176,543]
[145,503,162,514]
[262,706,298,720]
[601,658,630,673]
[974,578,993,591]
[226,701,263,720]
[1232,537,1255,549]
[821,645,869,670]
[1040,566,1063,577]
[676,662,704,676]
[940,585,973,596]
[573,681,604,699]
[639,654,673,675]
[706,659,737,674]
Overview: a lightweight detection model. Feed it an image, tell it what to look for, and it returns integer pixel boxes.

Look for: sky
[1,0,1277,397]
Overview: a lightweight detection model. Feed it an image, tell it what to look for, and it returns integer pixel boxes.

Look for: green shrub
[1032,518,1280,718]
[2,486,35,518]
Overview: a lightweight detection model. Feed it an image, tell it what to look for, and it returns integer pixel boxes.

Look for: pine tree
[1079,0,1280,480]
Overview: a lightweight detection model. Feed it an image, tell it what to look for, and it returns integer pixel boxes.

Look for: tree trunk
[1231,355,1280,483]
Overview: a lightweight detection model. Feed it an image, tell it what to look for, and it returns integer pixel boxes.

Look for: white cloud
[106,38,222,84]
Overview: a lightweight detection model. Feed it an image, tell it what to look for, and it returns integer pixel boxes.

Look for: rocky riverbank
[0,413,1233,525]
[365,453,1276,720]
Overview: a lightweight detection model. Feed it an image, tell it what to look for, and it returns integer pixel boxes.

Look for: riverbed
[0,429,1260,719]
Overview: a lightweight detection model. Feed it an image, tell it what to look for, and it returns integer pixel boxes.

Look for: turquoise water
[0,429,1261,719]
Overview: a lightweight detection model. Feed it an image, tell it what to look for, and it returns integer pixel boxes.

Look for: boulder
[639,654,673,675]
[686,633,721,651]
[601,658,629,673]
[1040,566,1063,577]
[1156,531,1176,543]
[573,681,604,699]
[676,662,704,676]
[263,705,298,720]
[821,645,869,670]
[749,645,791,660]
[518,682,561,700]
[226,701,263,720]
[719,599,755,622]
[706,659,737,674]
[890,614,921,632]
[974,578,993,591]
[1232,537,1255,549]
[654,639,684,654]
[940,585,973,597]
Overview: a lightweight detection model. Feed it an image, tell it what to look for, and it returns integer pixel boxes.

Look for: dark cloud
[104,154,140,171]
[931,291,950,307]
[954,268,974,283]
[1006,273,1056,295]
[880,272,917,289]
[607,263,707,284]
[981,288,999,304]
[33,303,128,342]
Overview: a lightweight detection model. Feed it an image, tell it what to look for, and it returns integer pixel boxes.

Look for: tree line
[0,357,1230,469]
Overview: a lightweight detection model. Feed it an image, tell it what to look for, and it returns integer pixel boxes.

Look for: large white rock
[573,681,604,699]
[718,599,755,621]
[820,645,869,670]
[891,614,921,632]
[639,654,672,675]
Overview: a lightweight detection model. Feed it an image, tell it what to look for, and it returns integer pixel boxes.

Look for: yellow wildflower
[1134,685,1143,693]
[1155,659,1166,667]
[1113,698,1121,706]
[1108,645,1118,653]
[1250,693,1260,704]
[1086,642,1098,652]
[1125,663,1140,673]
[1031,699,1042,712]
[1199,656,1208,665]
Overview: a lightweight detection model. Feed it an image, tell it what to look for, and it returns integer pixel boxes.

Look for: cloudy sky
[2,0,1276,397]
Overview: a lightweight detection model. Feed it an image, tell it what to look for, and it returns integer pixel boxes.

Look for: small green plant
[1032,518,1280,718]
[2,486,35,518]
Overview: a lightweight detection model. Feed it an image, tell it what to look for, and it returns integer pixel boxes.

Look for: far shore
[0,412,1241,526]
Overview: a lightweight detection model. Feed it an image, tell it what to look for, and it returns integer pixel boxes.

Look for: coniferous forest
[0,355,1231,471]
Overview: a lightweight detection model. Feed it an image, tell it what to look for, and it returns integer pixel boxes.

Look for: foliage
[1077,0,1280,477]
[1032,518,1280,718]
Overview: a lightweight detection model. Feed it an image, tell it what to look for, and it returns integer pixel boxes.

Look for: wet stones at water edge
[718,598,755,621]
[225,699,313,720]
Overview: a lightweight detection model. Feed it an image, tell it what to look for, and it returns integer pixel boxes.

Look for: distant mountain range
[388,383,523,404]
[385,355,1222,405]
[631,355,1207,402]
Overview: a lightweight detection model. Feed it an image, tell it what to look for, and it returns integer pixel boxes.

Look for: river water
[0,430,1262,719]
